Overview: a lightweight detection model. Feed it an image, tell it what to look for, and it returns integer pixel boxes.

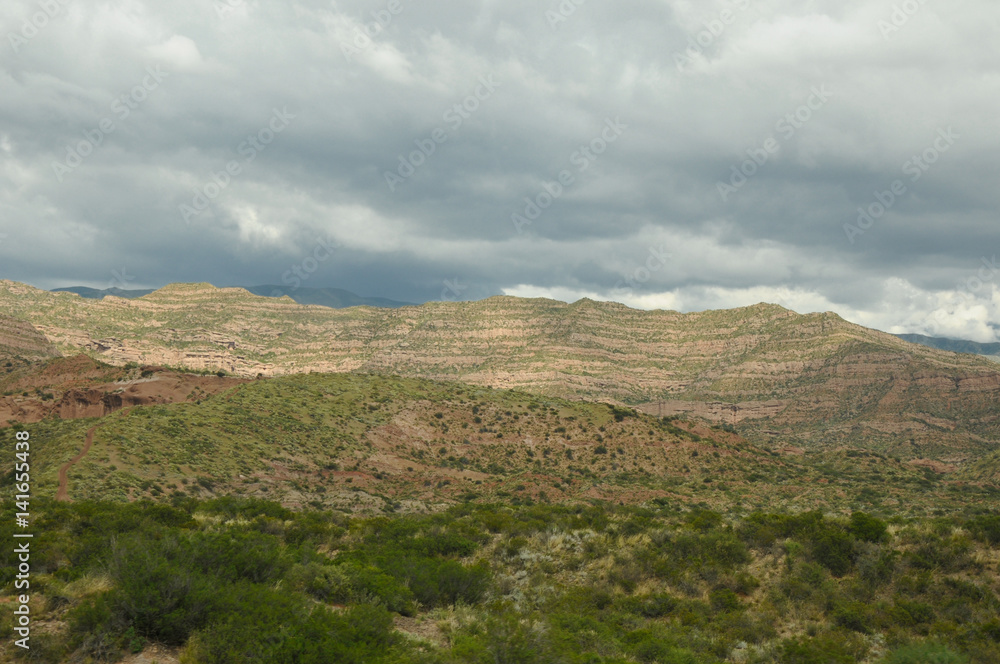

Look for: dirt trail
[56,425,97,501]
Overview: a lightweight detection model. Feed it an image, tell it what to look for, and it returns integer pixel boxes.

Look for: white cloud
[146,34,204,70]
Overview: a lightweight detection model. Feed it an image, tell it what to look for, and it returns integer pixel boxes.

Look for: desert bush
[66,593,125,661]
[11,631,69,662]
[656,530,750,575]
[966,514,1000,546]
[832,600,873,633]
[726,571,761,595]
[906,534,973,573]
[198,496,293,521]
[188,529,290,584]
[856,542,898,586]
[286,561,351,602]
[715,611,778,645]
[849,512,889,543]
[616,593,678,618]
[779,562,829,602]
[101,534,218,644]
[478,613,559,664]
[181,595,396,664]
[883,641,969,664]
[709,587,743,613]
[685,509,724,532]
[340,519,492,609]
[340,563,416,614]
[780,634,857,663]
[889,598,935,627]
[624,629,698,664]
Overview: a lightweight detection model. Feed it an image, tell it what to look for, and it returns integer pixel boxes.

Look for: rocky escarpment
[0,353,247,425]
[0,314,59,362]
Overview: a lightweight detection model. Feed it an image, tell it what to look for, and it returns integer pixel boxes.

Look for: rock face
[2,280,999,458]
[635,400,789,424]
[0,314,58,362]
[0,353,246,425]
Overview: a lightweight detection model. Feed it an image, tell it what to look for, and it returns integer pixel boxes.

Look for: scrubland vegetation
[12,373,996,518]
[2,497,999,663]
[1,322,999,662]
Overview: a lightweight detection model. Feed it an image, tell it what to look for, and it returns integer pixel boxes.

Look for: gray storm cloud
[1,0,998,340]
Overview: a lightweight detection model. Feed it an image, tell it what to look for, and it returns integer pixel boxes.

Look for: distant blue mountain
[896,333,1000,358]
[52,286,157,299]
[52,285,415,309]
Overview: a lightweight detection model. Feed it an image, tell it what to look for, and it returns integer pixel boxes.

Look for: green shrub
[198,496,293,521]
[103,535,217,644]
[967,515,1000,546]
[286,562,351,603]
[890,599,935,627]
[907,535,973,573]
[811,528,855,577]
[685,509,724,532]
[11,631,68,662]
[729,571,761,595]
[780,635,856,663]
[66,592,123,660]
[856,543,898,586]
[381,557,489,607]
[625,629,697,664]
[479,614,558,664]
[832,601,871,633]
[182,594,396,664]
[715,611,777,645]
[616,593,678,618]
[189,530,290,584]
[341,563,416,615]
[662,530,750,571]
[709,587,742,613]
[884,641,969,664]
[849,512,888,543]
[740,511,828,549]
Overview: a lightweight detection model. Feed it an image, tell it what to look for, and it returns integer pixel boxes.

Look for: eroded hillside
[2,280,998,463]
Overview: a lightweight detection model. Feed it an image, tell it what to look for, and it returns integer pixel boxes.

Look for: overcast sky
[2,0,999,340]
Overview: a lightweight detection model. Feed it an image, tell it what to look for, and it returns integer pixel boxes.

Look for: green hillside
[6,372,997,517]
[3,280,1000,466]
